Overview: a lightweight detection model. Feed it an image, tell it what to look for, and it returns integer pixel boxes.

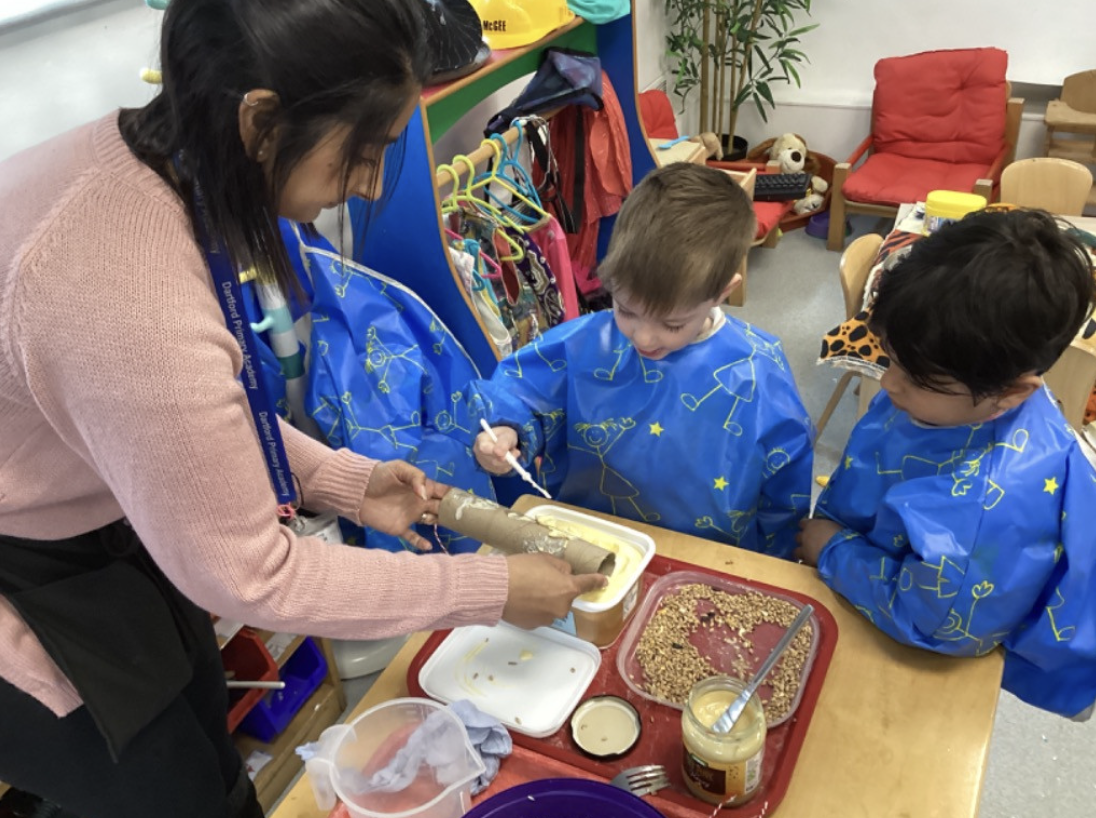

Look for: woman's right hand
[501,552,608,630]
[474,425,520,475]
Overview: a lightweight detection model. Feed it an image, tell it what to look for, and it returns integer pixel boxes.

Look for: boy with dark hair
[797,209,1096,717]
[470,162,813,557]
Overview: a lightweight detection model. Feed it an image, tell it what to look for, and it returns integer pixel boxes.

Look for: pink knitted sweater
[0,114,509,716]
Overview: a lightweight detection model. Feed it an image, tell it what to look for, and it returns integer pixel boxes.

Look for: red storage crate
[221,627,279,733]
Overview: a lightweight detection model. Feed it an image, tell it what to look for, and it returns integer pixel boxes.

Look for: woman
[0,1,604,815]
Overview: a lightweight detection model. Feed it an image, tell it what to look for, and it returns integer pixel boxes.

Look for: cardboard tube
[438,489,616,576]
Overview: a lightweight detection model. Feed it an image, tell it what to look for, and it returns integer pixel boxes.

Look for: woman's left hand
[358,461,449,551]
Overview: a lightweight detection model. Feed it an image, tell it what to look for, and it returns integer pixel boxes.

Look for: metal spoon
[711,603,814,734]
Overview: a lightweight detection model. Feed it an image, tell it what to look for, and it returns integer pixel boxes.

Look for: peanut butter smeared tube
[438,488,616,577]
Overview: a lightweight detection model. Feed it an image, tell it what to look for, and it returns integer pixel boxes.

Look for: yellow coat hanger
[439,156,526,262]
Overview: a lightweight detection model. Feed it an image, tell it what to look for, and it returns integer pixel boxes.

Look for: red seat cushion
[872,48,1008,165]
[752,200,795,239]
[842,153,994,208]
[638,90,679,140]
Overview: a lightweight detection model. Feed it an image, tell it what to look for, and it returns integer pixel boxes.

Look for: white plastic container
[524,506,656,648]
[417,622,600,737]
[303,697,484,818]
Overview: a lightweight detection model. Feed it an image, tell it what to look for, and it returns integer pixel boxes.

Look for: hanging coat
[278,221,495,554]
[539,71,632,295]
[814,387,1096,717]
[467,310,813,557]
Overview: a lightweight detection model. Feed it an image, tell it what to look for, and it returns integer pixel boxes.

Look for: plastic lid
[570,695,641,759]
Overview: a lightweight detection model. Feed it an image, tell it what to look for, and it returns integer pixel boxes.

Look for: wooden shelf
[253,629,307,669]
[422,17,594,140]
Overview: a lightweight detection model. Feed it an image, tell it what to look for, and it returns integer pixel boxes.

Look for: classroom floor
[285,218,1095,818]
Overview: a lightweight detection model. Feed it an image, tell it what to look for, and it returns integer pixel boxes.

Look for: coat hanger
[440,155,526,262]
[469,133,552,229]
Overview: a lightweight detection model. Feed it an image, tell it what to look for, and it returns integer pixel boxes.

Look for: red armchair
[827,48,1023,251]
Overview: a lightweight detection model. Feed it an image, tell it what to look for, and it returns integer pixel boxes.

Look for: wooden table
[271,499,1003,818]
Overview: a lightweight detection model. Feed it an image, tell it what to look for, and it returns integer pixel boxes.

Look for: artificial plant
[664,0,817,148]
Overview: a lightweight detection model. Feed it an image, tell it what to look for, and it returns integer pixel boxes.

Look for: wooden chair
[827,48,1022,251]
[714,166,756,307]
[999,157,1093,216]
[815,233,884,436]
[1044,69,1096,164]
[1044,339,1096,432]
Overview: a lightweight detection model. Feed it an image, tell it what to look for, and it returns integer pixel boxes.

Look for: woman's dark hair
[120,0,429,294]
[869,208,1096,402]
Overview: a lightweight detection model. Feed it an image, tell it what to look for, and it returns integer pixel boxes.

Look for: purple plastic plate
[464,779,664,818]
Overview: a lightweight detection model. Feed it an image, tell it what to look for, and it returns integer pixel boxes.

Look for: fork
[610,764,671,797]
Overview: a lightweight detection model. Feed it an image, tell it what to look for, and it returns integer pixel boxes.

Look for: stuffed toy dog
[766,133,829,215]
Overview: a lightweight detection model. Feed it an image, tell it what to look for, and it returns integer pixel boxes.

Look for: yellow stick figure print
[330,257,375,299]
[1046,588,1076,642]
[536,409,566,483]
[680,359,756,435]
[429,318,447,356]
[568,418,660,521]
[678,326,783,434]
[333,391,421,452]
[592,345,661,383]
[695,506,756,545]
[364,326,426,394]
[504,337,567,380]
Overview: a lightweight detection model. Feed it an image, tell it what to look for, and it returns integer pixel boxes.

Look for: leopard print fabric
[818,229,918,378]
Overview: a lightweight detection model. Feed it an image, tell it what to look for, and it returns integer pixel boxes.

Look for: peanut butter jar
[681,676,766,806]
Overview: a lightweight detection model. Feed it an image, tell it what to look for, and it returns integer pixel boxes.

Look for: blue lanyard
[189,181,297,510]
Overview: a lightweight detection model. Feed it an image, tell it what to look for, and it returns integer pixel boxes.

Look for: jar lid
[570,695,642,759]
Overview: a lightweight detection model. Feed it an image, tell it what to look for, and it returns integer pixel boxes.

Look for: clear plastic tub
[615,570,820,727]
[523,506,656,648]
[304,697,484,818]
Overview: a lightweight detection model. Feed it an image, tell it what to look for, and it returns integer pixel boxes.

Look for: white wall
[0,0,160,162]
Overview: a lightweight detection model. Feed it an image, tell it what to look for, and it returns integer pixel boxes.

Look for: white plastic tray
[417,622,600,738]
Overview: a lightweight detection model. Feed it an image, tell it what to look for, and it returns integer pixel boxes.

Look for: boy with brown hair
[469,162,813,557]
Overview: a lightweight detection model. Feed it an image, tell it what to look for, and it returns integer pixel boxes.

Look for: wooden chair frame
[815,233,884,437]
[1044,339,1096,433]
[999,157,1093,216]
[1044,69,1096,163]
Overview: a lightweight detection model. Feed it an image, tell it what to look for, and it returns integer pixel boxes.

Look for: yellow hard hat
[468,0,576,51]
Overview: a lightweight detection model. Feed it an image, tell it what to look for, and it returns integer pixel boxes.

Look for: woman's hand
[358,460,448,551]
[501,552,608,629]
[794,517,843,567]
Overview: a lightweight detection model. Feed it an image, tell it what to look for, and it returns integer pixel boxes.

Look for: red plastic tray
[408,555,838,818]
